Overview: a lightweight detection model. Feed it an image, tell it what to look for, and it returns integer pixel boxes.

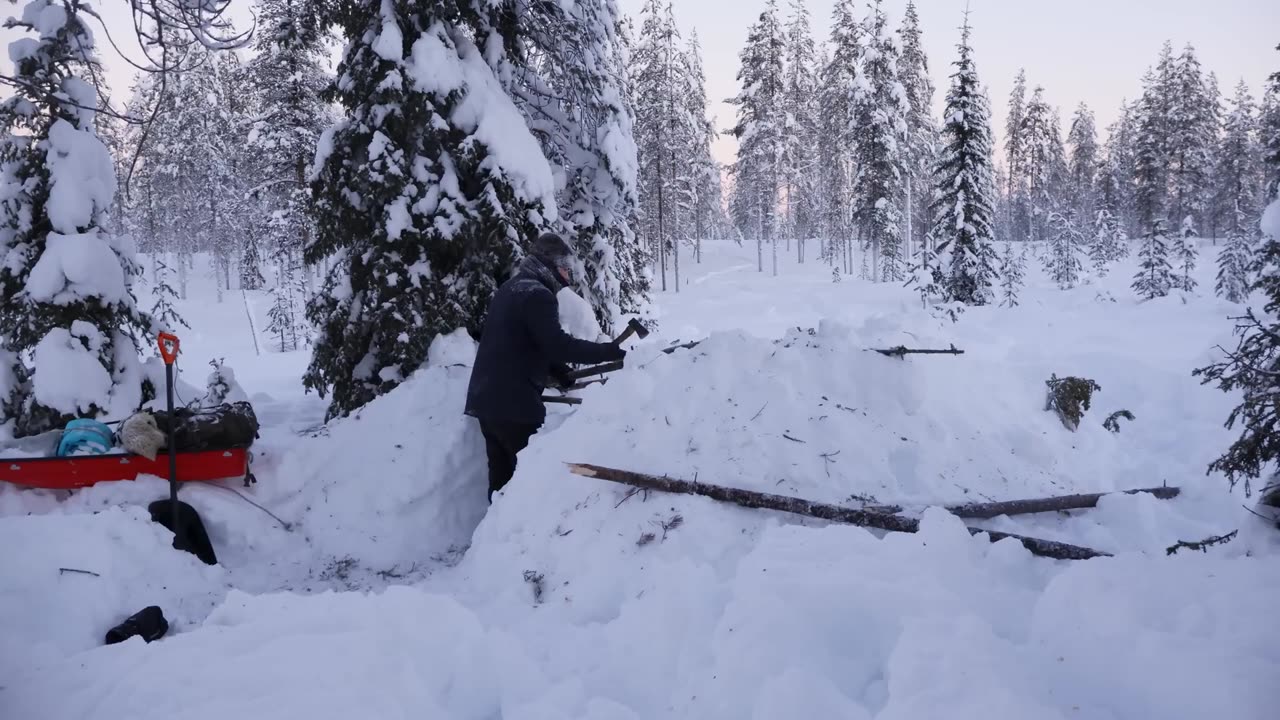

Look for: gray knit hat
[531,232,572,267]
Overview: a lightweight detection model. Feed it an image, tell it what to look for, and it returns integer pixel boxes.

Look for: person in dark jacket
[464,232,625,502]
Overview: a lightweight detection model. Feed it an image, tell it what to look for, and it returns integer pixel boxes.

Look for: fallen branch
[1166,530,1238,556]
[871,344,965,358]
[868,486,1182,519]
[567,463,1109,560]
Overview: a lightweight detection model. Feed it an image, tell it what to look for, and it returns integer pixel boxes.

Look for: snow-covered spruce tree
[1003,68,1029,242]
[1132,219,1174,300]
[1263,45,1280,201]
[781,0,820,263]
[632,0,684,288]
[1217,202,1254,303]
[1133,64,1171,238]
[999,241,1026,308]
[1044,210,1085,290]
[1174,216,1200,292]
[1018,86,1066,244]
[815,0,861,275]
[728,0,785,274]
[244,0,330,294]
[927,13,997,306]
[1089,205,1123,278]
[677,31,721,268]
[896,0,936,262]
[511,0,651,323]
[1192,196,1280,494]
[1066,102,1099,222]
[150,255,188,332]
[1167,44,1218,231]
[1100,99,1139,236]
[852,0,908,282]
[1213,81,1262,302]
[0,0,156,435]
[305,1,553,419]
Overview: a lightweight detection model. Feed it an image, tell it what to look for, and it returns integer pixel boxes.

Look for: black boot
[104,606,169,645]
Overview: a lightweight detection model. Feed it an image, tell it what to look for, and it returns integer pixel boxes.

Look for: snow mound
[5,509,1275,719]
[0,505,223,677]
[262,359,487,573]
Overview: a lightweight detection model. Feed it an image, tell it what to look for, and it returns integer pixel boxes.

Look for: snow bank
[6,508,1275,719]
[260,335,487,572]
[0,505,223,677]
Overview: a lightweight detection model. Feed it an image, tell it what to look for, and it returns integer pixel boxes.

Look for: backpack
[152,401,260,452]
[56,419,116,457]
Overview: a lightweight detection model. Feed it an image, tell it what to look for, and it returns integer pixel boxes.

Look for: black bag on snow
[153,401,260,452]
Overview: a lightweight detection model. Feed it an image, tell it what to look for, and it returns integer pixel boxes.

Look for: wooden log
[567,463,1111,560]
[868,486,1181,519]
[871,344,964,358]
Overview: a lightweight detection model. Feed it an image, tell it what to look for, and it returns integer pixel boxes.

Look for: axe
[613,318,649,345]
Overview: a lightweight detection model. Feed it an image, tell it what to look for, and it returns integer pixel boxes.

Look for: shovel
[146,332,217,565]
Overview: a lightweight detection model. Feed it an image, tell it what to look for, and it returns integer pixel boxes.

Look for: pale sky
[3,0,1277,169]
[615,0,1280,167]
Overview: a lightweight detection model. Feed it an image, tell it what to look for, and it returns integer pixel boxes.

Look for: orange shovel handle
[157,332,180,365]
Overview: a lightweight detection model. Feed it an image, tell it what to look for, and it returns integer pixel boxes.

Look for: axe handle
[543,395,582,405]
[566,360,625,381]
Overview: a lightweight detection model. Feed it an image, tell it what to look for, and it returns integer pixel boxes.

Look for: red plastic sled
[0,448,250,490]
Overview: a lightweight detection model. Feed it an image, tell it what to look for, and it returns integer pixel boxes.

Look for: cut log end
[566,463,599,478]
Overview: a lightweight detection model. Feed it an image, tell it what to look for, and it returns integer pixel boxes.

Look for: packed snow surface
[2,241,1278,719]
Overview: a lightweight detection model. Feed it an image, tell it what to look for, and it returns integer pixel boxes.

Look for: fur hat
[120,412,166,461]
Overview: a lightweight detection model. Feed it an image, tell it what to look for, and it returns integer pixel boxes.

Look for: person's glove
[608,343,627,362]
[549,364,574,390]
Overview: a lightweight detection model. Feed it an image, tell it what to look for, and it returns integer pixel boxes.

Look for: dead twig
[782,433,806,444]
[58,567,100,577]
[750,403,768,421]
[1166,530,1238,556]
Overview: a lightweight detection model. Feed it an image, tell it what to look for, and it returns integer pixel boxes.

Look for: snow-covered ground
[2,241,1278,719]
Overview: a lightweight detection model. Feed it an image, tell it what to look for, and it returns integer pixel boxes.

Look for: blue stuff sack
[56,419,116,457]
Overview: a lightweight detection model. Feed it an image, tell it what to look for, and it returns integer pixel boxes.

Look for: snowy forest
[1,0,1279,431]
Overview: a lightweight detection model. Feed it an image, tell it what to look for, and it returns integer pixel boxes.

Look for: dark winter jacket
[464,255,624,425]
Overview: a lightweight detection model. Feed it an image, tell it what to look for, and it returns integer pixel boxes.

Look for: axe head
[626,318,650,339]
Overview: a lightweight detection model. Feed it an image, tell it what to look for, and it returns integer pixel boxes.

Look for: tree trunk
[567,463,1111,560]
[868,486,1181,518]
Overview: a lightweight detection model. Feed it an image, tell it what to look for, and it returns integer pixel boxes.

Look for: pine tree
[781,0,819,263]
[1216,201,1254,303]
[305,1,551,419]
[1193,198,1280,494]
[1174,216,1200,292]
[0,0,156,435]
[853,0,908,282]
[896,0,936,262]
[998,241,1026,308]
[150,255,188,332]
[633,0,684,287]
[1132,219,1174,299]
[815,1,861,275]
[728,0,785,274]
[1168,44,1218,230]
[1101,99,1139,235]
[1004,69,1029,241]
[680,31,722,266]
[1066,102,1099,221]
[1133,64,1171,235]
[929,12,997,305]
[1044,210,1085,289]
[244,0,330,296]
[1019,87,1066,243]
[1262,45,1280,201]
[1090,206,1124,278]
